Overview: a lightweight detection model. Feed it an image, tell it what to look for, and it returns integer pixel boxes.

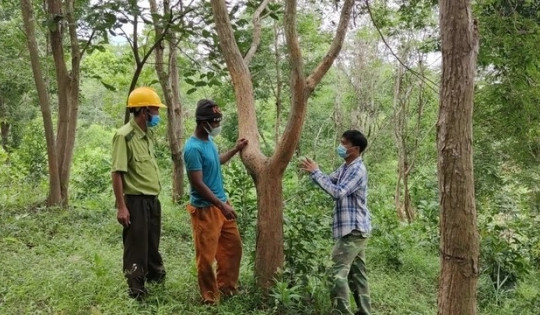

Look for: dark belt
[125,194,157,200]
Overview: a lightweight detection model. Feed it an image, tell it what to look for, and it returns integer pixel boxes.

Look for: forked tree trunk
[46,0,81,205]
[20,0,62,205]
[437,0,479,314]
[211,0,354,289]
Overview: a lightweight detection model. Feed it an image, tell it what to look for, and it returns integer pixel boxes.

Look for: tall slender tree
[149,0,185,202]
[437,0,479,313]
[21,0,108,205]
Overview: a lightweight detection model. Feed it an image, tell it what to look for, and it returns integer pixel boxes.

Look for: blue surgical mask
[336,144,348,158]
[204,122,222,137]
[148,114,160,127]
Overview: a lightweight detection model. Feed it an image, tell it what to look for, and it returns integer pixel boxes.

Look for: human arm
[300,156,338,183]
[186,170,237,220]
[111,133,130,227]
[219,138,248,164]
[311,166,364,199]
[112,171,130,227]
[301,157,363,199]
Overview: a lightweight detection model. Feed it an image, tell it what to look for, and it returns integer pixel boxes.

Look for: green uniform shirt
[111,118,161,195]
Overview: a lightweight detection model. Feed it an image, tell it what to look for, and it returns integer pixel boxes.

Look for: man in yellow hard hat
[111,87,167,300]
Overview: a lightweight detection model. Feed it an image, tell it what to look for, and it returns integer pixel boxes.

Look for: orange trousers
[187,204,242,303]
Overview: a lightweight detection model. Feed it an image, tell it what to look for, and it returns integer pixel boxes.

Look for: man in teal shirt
[184,99,248,304]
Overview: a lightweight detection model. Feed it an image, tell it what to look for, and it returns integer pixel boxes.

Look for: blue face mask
[336,144,349,158]
[147,114,160,127]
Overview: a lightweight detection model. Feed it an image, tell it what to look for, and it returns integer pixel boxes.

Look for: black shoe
[147,273,166,284]
[128,287,148,301]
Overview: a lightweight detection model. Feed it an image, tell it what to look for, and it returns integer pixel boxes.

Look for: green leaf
[186,88,197,94]
[202,29,211,38]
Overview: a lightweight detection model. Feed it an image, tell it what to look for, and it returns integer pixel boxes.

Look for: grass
[1,191,539,314]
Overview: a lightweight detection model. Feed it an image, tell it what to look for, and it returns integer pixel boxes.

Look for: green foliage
[282,181,333,278]
[269,280,303,313]
[222,160,258,244]
[17,118,48,182]
[474,0,540,170]
[71,146,111,200]
[479,210,536,290]
[71,124,114,200]
[370,210,406,271]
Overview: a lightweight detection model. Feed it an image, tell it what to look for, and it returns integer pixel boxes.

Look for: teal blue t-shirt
[184,136,227,207]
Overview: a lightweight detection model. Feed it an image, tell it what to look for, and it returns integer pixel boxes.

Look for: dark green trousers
[330,231,371,315]
[123,195,166,297]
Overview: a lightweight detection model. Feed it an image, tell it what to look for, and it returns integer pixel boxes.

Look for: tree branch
[80,29,96,59]
[271,0,306,169]
[283,0,303,82]
[306,0,354,91]
[364,0,439,93]
[210,0,264,171]
[243,0,271,65]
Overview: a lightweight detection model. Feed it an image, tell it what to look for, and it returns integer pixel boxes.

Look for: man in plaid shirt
[301,130,371,315]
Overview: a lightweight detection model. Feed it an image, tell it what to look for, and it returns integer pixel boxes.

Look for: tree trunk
[0,97,9,151]
[393,65,407,221]
[403,162,414,222]
[61,0,81,204]
[437,0,479,314]
[20,0,62,205]
[48,0,71,204]
[45,0,81,205]
[253,167,285,288]
[150,0,185,202]
[1,122,10,152]
[168,42,185,202]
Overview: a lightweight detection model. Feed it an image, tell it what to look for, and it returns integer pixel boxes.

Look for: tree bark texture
[253,169,285,288]
[437,0,479,314]
[20,0,62,205]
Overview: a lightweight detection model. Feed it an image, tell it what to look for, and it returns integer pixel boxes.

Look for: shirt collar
[129,118,146,139]
[343,156,363,168]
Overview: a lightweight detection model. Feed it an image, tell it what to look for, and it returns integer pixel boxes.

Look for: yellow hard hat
[127,87,167,108]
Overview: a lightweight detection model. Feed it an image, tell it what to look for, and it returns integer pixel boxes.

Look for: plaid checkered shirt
[311,157,371,239]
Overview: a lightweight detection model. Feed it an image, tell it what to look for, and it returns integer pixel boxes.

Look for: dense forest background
[1,0,539,314]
